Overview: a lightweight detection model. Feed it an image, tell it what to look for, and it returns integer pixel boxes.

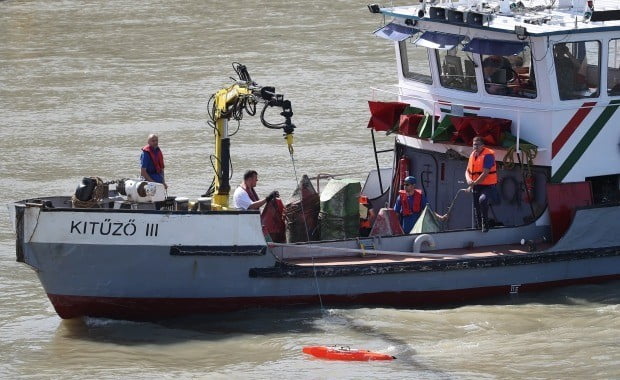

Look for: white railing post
[431,99,437,139]
[516,109,521,153]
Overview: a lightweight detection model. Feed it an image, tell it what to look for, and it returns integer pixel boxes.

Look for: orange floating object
[302,345,395,361]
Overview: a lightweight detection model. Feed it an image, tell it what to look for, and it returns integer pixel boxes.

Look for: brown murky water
[1,1,619,378]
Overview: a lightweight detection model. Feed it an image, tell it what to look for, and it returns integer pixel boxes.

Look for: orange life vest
[360,219,371,229]
[398,189,422,216]
[359,195,372,229]
[467,147,497,186]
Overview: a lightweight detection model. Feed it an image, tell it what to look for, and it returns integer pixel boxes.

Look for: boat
[302,345,395,361]
[10,0,620,321]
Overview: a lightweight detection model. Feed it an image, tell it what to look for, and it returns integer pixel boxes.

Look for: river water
[1,1,619,378]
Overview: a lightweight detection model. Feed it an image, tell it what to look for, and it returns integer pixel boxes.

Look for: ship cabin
[368,0,620,233]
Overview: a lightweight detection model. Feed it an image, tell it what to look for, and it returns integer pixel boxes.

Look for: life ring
[302,345,395,361]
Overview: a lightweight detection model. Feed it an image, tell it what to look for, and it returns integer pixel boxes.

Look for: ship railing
[370,85,602,154]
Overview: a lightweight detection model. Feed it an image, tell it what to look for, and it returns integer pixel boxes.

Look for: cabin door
[436,155,474,230]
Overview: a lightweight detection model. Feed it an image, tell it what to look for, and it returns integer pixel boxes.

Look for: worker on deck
[232,170,278,210]
[465,136,499,232]
[140,133,167,189]
[359,195,376,237]
[393,176,426,234]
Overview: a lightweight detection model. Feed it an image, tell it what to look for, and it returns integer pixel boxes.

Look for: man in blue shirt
[393,176,426,234]
[140,134,167,189]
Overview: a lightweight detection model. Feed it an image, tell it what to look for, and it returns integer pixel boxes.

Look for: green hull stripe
[552,99,620,183]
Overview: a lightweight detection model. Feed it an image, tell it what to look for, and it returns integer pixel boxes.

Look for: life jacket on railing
[398,189,422,216]
[467,147,498,186]
[359,195,374,236]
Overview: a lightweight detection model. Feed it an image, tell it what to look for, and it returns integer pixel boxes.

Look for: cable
[312,257,324,311]
[259,103,288,129]
[289,150,310,242]
[232,62,252,83]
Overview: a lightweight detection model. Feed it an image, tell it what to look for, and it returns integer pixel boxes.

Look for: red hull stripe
[47,274,620,320]
[552,102,596,158]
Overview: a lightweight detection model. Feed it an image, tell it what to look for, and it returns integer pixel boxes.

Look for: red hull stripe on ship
[47,274,620,320]
[552,101,596,158]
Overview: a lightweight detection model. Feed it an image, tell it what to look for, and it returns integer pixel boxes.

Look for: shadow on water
[321,309,438,373]
[56,307,328,345]
[54,305,449,375]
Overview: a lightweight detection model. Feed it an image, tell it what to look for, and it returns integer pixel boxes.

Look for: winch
[117,179,166,203]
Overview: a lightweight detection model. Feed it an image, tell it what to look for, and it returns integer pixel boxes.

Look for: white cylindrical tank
[123,179,166,203]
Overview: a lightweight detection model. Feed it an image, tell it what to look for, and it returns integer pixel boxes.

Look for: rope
[289,146,322,311]
[71,177,107,208]
[436,188,467,221]
[503,143,538,176]
[312,256,324,311]
[289,151,311,242]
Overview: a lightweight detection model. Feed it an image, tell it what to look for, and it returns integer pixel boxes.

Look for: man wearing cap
[393,176,426,234]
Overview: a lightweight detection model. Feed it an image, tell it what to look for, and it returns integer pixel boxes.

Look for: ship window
[607,39,620,96]
[480,45,537,99]
[399,40,432,84]
[436,48,477,92]
[553,41,600,100]
[415,31,465,50]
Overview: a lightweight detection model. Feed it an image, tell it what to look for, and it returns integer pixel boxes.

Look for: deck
[281,243,553,267]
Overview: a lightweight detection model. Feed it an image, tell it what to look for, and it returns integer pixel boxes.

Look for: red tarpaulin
[450,116,512,146]
[261,198,286,243]
[367,101,409,131]
[398,113,424,137]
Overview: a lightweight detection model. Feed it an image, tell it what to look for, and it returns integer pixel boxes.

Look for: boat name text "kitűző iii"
[69,220,159,237]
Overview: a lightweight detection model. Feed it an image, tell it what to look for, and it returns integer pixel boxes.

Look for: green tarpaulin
[410,204,442,234]
[320,179,361,240]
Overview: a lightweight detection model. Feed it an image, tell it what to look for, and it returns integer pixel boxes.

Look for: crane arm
[207,64,296,209]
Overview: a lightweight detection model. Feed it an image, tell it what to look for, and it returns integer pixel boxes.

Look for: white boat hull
[14,202,620,320]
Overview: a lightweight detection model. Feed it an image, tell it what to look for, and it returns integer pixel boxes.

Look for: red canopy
[367,101,409,131]
[451,116,512,146]
[398,113,424,137]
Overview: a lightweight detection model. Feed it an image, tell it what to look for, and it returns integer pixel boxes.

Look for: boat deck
[283,243,553,267]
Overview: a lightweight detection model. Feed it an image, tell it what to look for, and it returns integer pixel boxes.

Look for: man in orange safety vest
[465,136,499,232]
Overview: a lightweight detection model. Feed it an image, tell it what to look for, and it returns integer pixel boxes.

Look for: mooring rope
[71,177,107,208]
[503,143,538,176]
[289,149,324,311]
[289,151,311,242]
[312,256,324,311]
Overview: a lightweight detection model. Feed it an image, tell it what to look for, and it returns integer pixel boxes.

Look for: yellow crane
[206,63,295,209]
